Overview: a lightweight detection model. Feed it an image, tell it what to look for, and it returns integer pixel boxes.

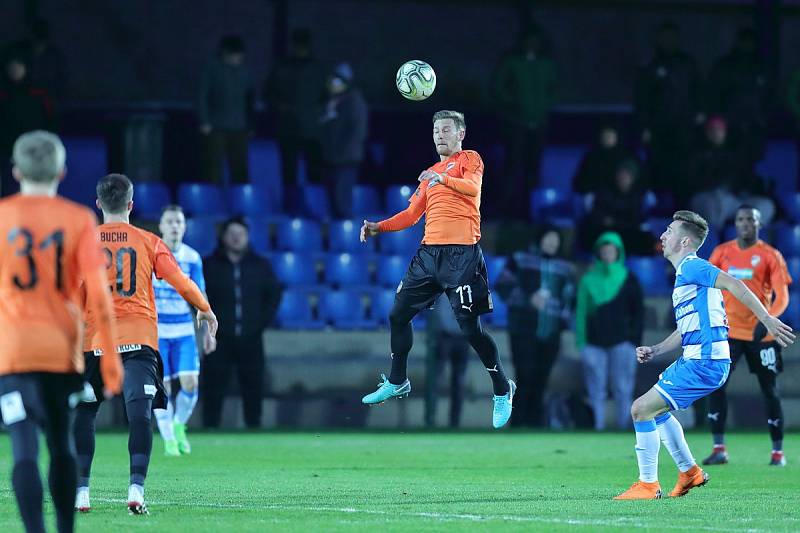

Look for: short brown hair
[673,210,709,249]
[432,110,465,131]
[160,204,185,218]
[97,173,133,214]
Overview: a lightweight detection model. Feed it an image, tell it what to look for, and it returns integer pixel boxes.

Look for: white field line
[90,497,768,532]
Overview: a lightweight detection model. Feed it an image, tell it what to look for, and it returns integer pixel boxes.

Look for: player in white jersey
[153,205,216,456]
[614,211,794,500]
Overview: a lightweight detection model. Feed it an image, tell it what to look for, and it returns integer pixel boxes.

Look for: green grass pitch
[0,431,797,532]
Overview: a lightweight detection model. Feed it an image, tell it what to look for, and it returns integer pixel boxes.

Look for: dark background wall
[4,0,800,109]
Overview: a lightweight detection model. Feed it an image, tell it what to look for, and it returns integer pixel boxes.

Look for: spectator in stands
[319,62,368,219]
[494,226,575,427]
[201,218,282,428]
[580,158,656,255]
[19,18,68,104]
[490,26,557,220]
[424,295,470,428]
[197,35,254,184]
[634,21,704,204]
[576,231,643,431]
[0,54,56,196]
[787,66,800,152]
[573,124,634,195]
[689,116,775,228]
[706,27,772,169]
[265,28,326,211]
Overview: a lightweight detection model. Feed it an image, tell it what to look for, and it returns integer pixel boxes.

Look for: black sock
[13,459,45,533]
[127,399,153,487]
[388,307,415,384]
[73,403,99,487]
[458,317,509,395]
[48,454,77,533]
[707,386,728,436]
[758,373,783,451]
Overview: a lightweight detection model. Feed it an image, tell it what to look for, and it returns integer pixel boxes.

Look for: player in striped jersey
[614,211,794,500]
[153,205,214,456]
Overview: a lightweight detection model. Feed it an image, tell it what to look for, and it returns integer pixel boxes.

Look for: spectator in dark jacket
[706,27,772,168]
[20,18,68,104]
[573,124,634,195]
[0,54,56,196]
[197,35,254,184]
[634,21,704,202]
[689,116,774,227]
[319,62,368,219]
[580,158,656,255]
[265,28,327,210]
[576,232,644,430]
[201,218,282,428]
[494,227,575,427]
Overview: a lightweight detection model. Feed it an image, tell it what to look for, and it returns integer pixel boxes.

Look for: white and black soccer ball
[395,60,436,101]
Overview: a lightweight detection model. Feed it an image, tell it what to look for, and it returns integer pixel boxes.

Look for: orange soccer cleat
[669,465,709,497]
[613,480,663,500]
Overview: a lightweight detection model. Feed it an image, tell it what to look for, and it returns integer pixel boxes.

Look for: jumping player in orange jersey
[0,131,122,533]
[73,173,218,515]
[703,205,793,466]
[360,110,515,428]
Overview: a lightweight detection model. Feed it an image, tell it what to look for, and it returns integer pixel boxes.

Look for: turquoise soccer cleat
[492,380,516,429]
[361,374,411,404]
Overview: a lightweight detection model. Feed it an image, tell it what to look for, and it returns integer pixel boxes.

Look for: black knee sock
[388,309,414,385]
[13,460,45,533]
[458,317,509,395]
[707,385,728,445]
[48,453,76,533]
[764,393,783,450]
[127,399,153,487]
[73,403,99,487]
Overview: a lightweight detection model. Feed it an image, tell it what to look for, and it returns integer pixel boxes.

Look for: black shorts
[82,345,167,409]
[394,244,494,321]
[0,372,83,428]
[729,339,783,377]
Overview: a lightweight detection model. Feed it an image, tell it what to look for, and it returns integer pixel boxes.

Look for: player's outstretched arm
[715,271,796,347]
[360,220,379,242]
[636,329,681,363]
[362,184,427,240]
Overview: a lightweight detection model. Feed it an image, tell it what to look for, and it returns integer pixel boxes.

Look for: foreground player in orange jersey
[360,110,515,428]
[703,205,793,466]
[73,174,217,515]
[0,131,122,533]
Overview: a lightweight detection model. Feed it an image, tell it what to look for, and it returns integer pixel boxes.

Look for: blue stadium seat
[329,220,375,253]
[380,224,423,254]
[539,145,584,192]
[352,185,381,216]
[783,292,800,329]
[245,216,272,257]
[58,137,107,206]
[485,295,508,328]
[484,254,506,284]
[184,217,218,257]
[377,255,408,287]
[301,185,331,220]
[230,184,278,217]
[271,252,319,286]
[722,225,737,242]
[626,256,672,295]
[698,227,720,260]
[248,139,283,206]
[775,224,800,253]
[756,141,798,196]
[276,218,322,251]
[385,185,415,214]
[786,256,800,284]
[133,182,171,220]
[321,289,377,329]
[780,192,800,223]
[277,288,325,329]
[529,188,580,225]
[325,253,372,287]
[178,183,228,217]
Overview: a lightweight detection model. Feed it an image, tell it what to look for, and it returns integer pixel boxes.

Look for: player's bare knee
[180,375,198,393]
[630,398,649,421]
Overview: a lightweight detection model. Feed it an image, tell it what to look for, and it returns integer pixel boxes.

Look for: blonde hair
[673,210,709,249]
[432,110,465,130]
[12,130,66,183]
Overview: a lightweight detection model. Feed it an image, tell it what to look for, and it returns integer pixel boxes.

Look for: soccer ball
[395,60,436,101]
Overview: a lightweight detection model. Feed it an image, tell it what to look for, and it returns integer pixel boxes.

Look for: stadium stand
[133,182,171,220]
[276,218,323,252]
[178,183,228,217]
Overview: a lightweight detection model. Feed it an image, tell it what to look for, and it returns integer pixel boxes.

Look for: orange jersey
[0,194,116,376]
[379,150,483,245]
[709,239,793,341]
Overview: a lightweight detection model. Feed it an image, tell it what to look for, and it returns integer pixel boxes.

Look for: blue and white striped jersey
[672,253,730,360]
[154,243,205,339]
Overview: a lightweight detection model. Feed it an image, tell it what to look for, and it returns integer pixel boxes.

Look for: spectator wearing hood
[576,232,644,430]
[319,62,368,219]
[494,227,576,427]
